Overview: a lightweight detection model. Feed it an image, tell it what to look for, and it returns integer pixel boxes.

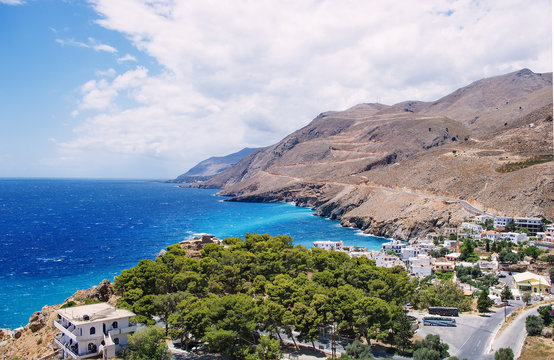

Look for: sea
[0,178,388,329]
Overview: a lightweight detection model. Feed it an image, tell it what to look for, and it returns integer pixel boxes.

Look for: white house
[408,254,433,277]
[382,240,406,255]
[500,232,528,244]
[375,253,405,268]
[482,230,502,242]
[313,240,343,251]
[475,214,494,223]
[54,303,136,359]
[400,246,420,260]
[460,222,484,234]
[443,239,457,249]
[494,216,513,229]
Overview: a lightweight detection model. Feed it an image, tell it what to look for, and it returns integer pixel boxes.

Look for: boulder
[542,327,552,338]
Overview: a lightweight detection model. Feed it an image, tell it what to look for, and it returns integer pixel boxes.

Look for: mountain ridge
[194,69,553,239]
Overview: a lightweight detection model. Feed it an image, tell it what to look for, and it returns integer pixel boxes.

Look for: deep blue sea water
[0,178,388,328]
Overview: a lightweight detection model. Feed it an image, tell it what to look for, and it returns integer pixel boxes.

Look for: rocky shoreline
[0,279,118,359]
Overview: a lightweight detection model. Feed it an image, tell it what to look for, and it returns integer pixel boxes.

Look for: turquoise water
[0,179,388,328]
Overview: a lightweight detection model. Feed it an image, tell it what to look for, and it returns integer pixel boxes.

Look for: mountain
[196,69,553,240]
[170,147,261,183]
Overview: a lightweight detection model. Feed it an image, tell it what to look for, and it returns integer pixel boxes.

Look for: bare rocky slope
[197,69,553,240]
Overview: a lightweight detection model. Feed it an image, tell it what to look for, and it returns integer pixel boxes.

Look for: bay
[0,178,387,328]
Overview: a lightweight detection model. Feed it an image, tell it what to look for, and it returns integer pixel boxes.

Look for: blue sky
[0,0,552,179]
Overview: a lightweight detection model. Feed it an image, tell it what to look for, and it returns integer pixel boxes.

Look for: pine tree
[393,312,414,355]
[477,290,494,313]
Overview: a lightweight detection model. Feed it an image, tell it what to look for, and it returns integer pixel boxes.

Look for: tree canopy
[114,233,414,359]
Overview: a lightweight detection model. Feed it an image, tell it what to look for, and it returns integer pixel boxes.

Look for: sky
[0,0,552,179]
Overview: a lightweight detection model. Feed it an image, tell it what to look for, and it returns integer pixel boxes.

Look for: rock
[542,327,552,337]
[69,279,114,303]
[14,329,22,339]
[27,306,51,333]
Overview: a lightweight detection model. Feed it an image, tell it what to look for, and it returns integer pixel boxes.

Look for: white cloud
[59,0,552,177]
[93,43,118,53]
[117,53,137,63]
[56,37,118,53]
[0,0,24,5]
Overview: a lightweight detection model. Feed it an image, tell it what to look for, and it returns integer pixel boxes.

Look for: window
[114,337,119,345]
[90,326,96,335]
[112,321,118,329]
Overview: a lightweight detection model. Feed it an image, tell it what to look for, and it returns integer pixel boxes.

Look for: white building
[500,232,528,244]
[476,214,494,223]
[54,303,136,359]
[313,240,343,251]
[400,246,420,260]
[494,216,513,229]
[382,240,406,255]
[536,225,554,245]
[375,253,405,268]
[482,231,502,242]
[444,239,457,249]
[408,254,433,277]
[478,259,499,271]
[460,222,484,234]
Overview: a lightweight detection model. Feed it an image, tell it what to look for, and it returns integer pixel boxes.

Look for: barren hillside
[197,69,553,240]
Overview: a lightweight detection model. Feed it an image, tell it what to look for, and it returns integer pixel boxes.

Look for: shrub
[525,315,544,336]
[494,347,514,360]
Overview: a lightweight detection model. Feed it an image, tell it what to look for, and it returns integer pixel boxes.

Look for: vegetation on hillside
[114,234,415,359]
[496,154,553,173]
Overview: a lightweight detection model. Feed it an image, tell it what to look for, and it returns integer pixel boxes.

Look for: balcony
[54,319,80,341]
[54,333,103,359]
[108,324,137,336]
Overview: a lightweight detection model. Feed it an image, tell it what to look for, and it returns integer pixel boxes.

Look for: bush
[538,305,552,326]
[525,315,544,336]
[60,301,76,308]
[494,347,514,360]
[413,334,449,359]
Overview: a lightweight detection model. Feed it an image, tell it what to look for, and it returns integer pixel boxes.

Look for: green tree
[202,327,239,358]
[522,291,532,305]
[123,326,171,360]
[494,347,514,360]
[459,238,478,261]
[153,292,185,336]
[477,290,494,313]
[500,286,512,302]
[246,335,281,360]
[523,246,542,259]
[549,267,554,284]
[342,339,374,359]
[537,305,552,326]
[413,348,441,360]
[525,315,544,336]
[393,312,414,355]
[413,334,449,359]
[506,221,516,232]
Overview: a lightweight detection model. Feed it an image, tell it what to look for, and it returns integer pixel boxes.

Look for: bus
[428,307,459,316]
[423,316,457,327]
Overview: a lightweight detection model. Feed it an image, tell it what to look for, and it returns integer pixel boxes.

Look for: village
[314,215,553,301]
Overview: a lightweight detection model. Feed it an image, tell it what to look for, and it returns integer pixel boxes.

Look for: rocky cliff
[0,280,118,360]
[197,69,553,239]
[170,147,261,183]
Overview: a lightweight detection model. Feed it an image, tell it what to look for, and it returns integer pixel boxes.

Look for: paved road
[414,304,518,360]
[491,304,542,358]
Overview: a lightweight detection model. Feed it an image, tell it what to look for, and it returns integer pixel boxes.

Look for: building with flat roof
[512,271,551,294]
[54,303,136,359]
